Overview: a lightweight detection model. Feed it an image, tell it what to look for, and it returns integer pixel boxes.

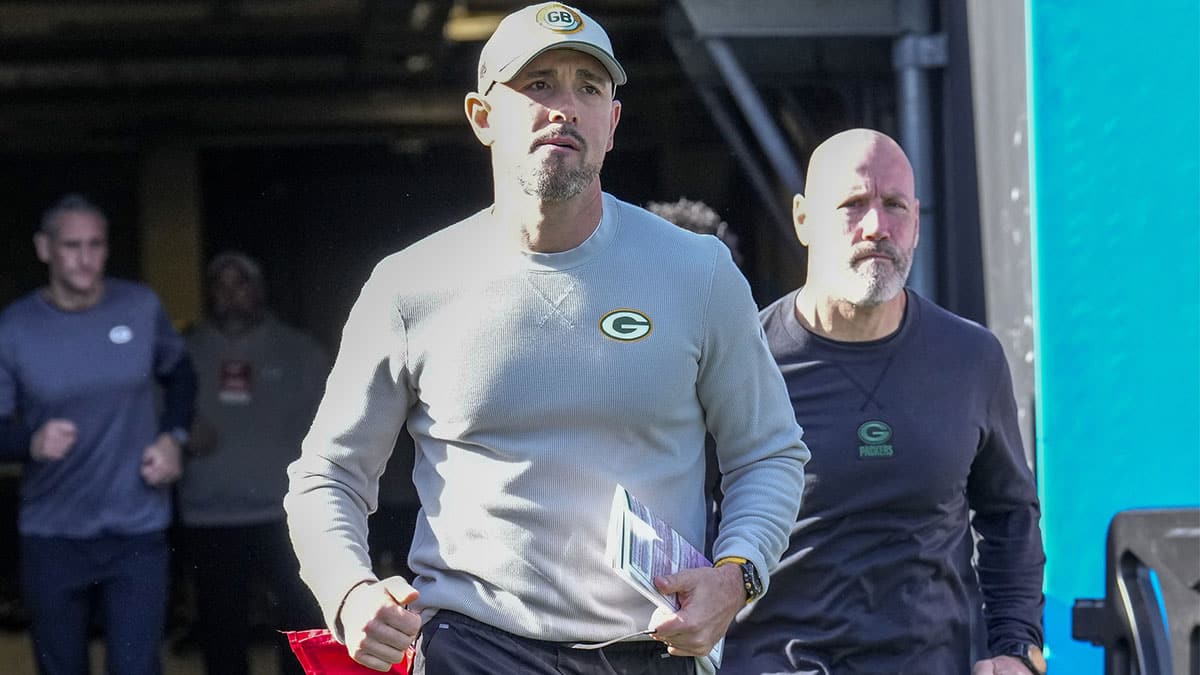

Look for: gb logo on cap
[536,4,584,33]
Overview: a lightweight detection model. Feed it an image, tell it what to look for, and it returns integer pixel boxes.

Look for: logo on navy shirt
[108,325,133,344]
[857,420,894,458]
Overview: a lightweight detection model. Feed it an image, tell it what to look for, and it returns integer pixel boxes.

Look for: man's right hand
[31,419,76,461]
[339,576,422,672]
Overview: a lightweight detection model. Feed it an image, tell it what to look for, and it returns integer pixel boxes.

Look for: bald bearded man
[722,129,1046,675]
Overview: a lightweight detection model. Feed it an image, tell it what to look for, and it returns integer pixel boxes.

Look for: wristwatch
[714,556,763,604]
[167,427,190,447]
[1004,643,1047,675]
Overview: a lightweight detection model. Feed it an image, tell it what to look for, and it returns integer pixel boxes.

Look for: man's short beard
[519,161,602,202]
[841,250,913,306]
[852,271,905,306]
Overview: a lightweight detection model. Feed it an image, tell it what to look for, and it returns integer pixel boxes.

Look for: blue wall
[1026,0,1200,672]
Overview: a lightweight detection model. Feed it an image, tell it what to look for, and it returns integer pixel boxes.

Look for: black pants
[415,610,695,675]
[182,521,321,675]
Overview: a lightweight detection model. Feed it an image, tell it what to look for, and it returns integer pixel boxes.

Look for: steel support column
[893,0,945,302]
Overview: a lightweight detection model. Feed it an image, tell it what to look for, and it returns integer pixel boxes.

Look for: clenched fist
[140,432,183,486]
[31,419,77,461]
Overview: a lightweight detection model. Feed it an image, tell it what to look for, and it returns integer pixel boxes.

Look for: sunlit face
[36,209,108,298]
[468,49,621,201]
[797,132,920,306]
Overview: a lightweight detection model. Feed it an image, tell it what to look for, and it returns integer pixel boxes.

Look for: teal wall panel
[1027,0,1200,672]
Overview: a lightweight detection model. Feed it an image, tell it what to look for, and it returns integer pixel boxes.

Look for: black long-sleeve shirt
[723,289,1045,675]
[0,416,30,460]
[156,352,196,436]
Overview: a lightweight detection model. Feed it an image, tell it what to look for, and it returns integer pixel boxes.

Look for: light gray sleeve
[284,263,412,637]
[697,245,809,595]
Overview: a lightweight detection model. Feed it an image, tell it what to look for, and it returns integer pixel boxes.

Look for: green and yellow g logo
[600,309,652,342]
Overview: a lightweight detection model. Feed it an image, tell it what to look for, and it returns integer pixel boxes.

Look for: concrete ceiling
[0,0,671,151]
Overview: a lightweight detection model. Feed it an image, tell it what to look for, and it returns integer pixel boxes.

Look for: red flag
[284,629,414,674]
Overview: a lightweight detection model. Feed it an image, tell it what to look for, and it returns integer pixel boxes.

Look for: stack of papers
[605,483,723,672]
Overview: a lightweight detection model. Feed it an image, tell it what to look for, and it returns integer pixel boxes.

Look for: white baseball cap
[476,2,628,94]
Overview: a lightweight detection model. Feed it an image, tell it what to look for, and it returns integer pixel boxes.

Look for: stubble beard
[518,156,603,202]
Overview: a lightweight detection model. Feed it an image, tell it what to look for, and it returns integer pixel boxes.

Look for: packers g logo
[857,421,892,444]
[600,309,652,342]
[536,4,584,33]
[857,420,895,459]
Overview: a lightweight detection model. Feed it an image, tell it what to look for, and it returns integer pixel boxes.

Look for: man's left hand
[647,563,745,657]
[141,433,183,486]
[972,655,1034,675]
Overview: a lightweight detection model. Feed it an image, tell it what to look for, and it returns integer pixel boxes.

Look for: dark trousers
[182,521,320,675]
[415,610,695,675]
[21,531,169,675]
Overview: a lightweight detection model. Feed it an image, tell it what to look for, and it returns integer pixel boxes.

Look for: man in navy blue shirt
[723,129,1046,675]
[0,194,195,675]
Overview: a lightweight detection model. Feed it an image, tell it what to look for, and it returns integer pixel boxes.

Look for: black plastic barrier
[1072,508,1200,675]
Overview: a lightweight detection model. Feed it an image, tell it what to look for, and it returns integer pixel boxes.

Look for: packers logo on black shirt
[857,420,894,459]
[599,309,652,342]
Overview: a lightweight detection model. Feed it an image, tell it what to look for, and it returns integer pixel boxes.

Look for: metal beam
[703,38,805,194]
[0,57,355,90]
[693,85,798,259]
[0,89,467,142]
[891,0,943,303]
[666,7,803,261]
[677,0,905,38]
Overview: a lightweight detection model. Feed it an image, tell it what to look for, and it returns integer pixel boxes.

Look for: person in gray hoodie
[178,251,327,675]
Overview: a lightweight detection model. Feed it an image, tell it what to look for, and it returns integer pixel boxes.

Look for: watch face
[742,561,764,598]
[1012,644,1046,674]
[1025,645,1047,674]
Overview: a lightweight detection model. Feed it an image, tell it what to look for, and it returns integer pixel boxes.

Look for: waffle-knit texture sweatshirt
[286,193,810,643]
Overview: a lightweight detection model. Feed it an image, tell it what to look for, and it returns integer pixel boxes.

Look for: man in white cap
[285,3,809,674]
